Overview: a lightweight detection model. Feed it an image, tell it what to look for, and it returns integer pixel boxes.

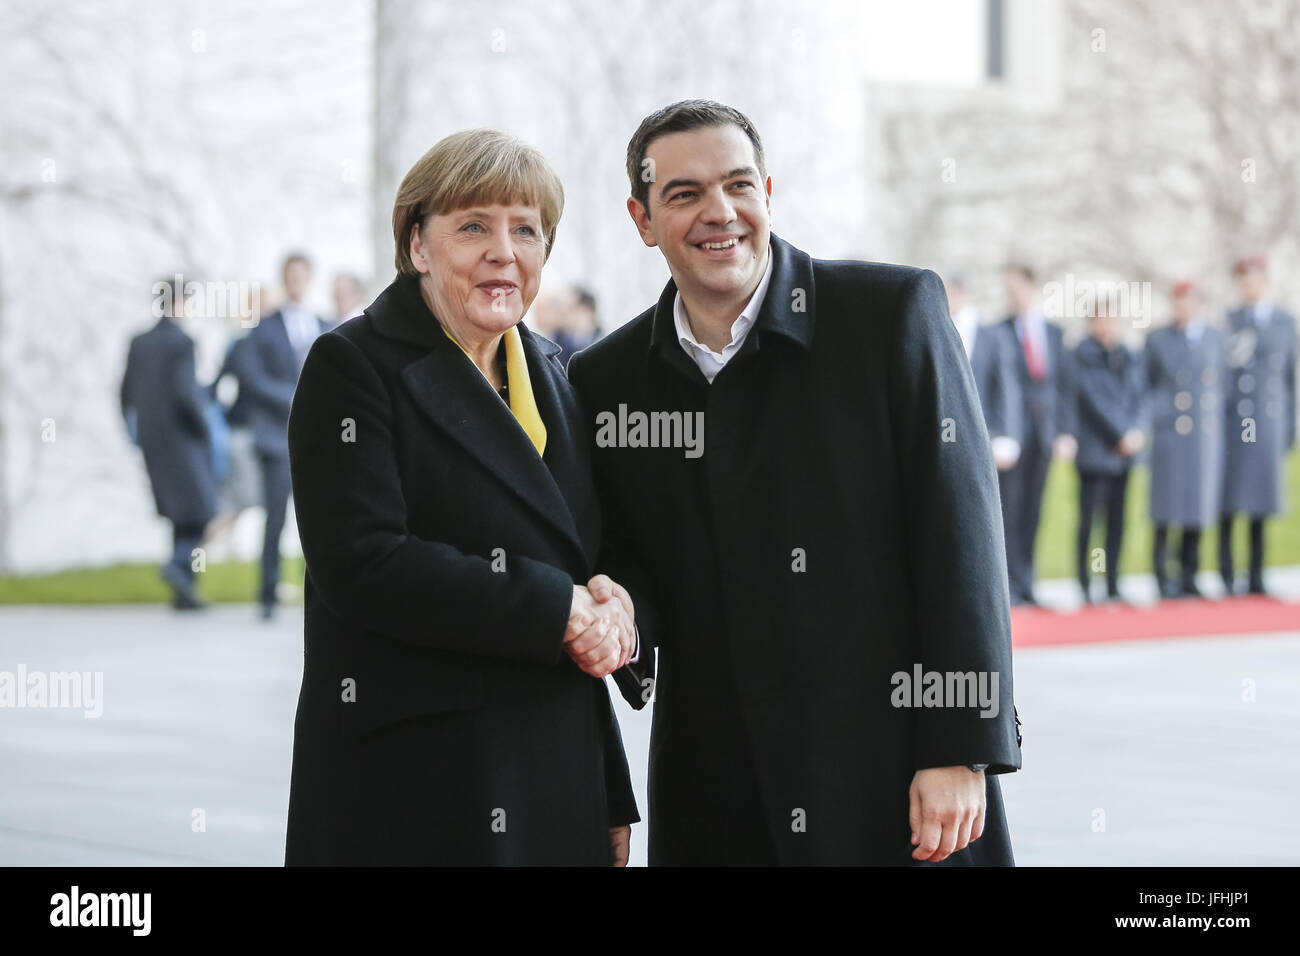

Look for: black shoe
[1179,579,1203,599]
[1157,580,1179,600]
[171,587,207,611]
[259,601,276,620]
[1221,576,1236,596]
[1248,579,1268,596]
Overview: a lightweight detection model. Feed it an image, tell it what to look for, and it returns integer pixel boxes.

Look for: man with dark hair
[121,277,219,610]
[1220,254,1297,595]
[552,284,601,367]
[570,99,1019,865]
[998,264,1076,605]
[227,253,328,618]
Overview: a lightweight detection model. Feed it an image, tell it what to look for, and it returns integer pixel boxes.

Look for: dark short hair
[283,252,312,276]
[571,285,597,313]
[626,99,766,214]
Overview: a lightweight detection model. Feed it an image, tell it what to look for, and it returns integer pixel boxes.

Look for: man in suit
[227,252,329,618]
[998,265,1076,606]
[570,100,1019,865]
[1145,280,1224,599]
[1220,254,1297,595]
[121,278,219,610]
[1072,302,1145,604]
[945,274,1024,476]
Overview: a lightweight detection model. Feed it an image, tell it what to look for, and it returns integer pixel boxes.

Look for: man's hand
[609,826,630,867]
[1117,428,1145,457]
[587,574,636,668]
[1053,433,1077,462]
[564,586,633,679]
[908,766,987,862]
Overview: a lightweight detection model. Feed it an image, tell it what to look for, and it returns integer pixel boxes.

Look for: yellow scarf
[444,324,547,457]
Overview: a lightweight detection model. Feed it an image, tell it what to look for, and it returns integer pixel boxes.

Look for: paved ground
[1,599,1297,866]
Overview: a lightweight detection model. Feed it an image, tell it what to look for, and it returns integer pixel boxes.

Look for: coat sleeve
[288,331,575,664]
[1055,338,1077,438]
[172,336,210,439]
[1286,315,1297,452]
[120,342,137,443]
[233,327,297,415]
[886,269,1021,774]
[568,349,660,711]
[995,324,1024,447]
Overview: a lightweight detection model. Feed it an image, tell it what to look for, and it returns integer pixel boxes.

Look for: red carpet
[1011,595,1300,647]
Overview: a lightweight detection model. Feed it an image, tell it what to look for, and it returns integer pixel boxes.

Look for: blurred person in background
[1072,301,1145,604]
[945,273,1023,480]
[998,264,1076,606]
[553,284,602,367]
[120,277,219,611]
[283,129,639,865]
[1220,254,1297,596]
[1145,279,1224,599]
[332,272,365,326]
[226,252,329,619]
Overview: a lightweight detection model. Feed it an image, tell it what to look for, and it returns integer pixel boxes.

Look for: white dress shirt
[673,254,774,383]
[953,304,980,360]
[281,301,321,360]
[1253,301,1273,328]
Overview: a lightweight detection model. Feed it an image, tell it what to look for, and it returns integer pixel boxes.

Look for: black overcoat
[119,317,219,528]
[568,234,1021,866]
[283,274,637,866]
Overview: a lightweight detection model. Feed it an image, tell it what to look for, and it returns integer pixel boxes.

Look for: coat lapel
[369,275,588,565]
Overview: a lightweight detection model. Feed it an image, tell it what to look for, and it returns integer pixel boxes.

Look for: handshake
[564,574,636,679]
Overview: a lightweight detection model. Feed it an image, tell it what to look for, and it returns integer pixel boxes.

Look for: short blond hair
[392,128,564,276]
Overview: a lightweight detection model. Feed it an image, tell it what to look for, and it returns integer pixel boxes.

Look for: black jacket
[1073,335,1145,475]
[569,234,1019,865]
[120,317,218,528]
[283,273,637,865]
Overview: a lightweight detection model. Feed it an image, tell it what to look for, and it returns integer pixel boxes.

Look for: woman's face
[410,202,546,341]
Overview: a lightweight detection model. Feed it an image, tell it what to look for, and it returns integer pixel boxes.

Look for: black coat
[119,317,218,528]
[568,234,1020,865]
[1072,336,1145,476]
[283,274,637,866]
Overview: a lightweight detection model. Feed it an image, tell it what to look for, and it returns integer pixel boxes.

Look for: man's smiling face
[629,124,771,305]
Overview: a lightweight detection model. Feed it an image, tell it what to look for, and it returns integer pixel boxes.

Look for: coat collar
[365,273,584,565]
[647,233,816,369]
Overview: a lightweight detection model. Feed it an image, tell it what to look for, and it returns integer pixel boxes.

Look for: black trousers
[1153,525,1202,592]
[167,522,206,584]
[1077,469,1130,597]
[257,451,292,607]
[999,434,1051,602]
[1219,514,1266,590]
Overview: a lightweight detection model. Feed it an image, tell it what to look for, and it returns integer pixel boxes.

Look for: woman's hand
[565,585,634,678]
[609,826,631,867]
